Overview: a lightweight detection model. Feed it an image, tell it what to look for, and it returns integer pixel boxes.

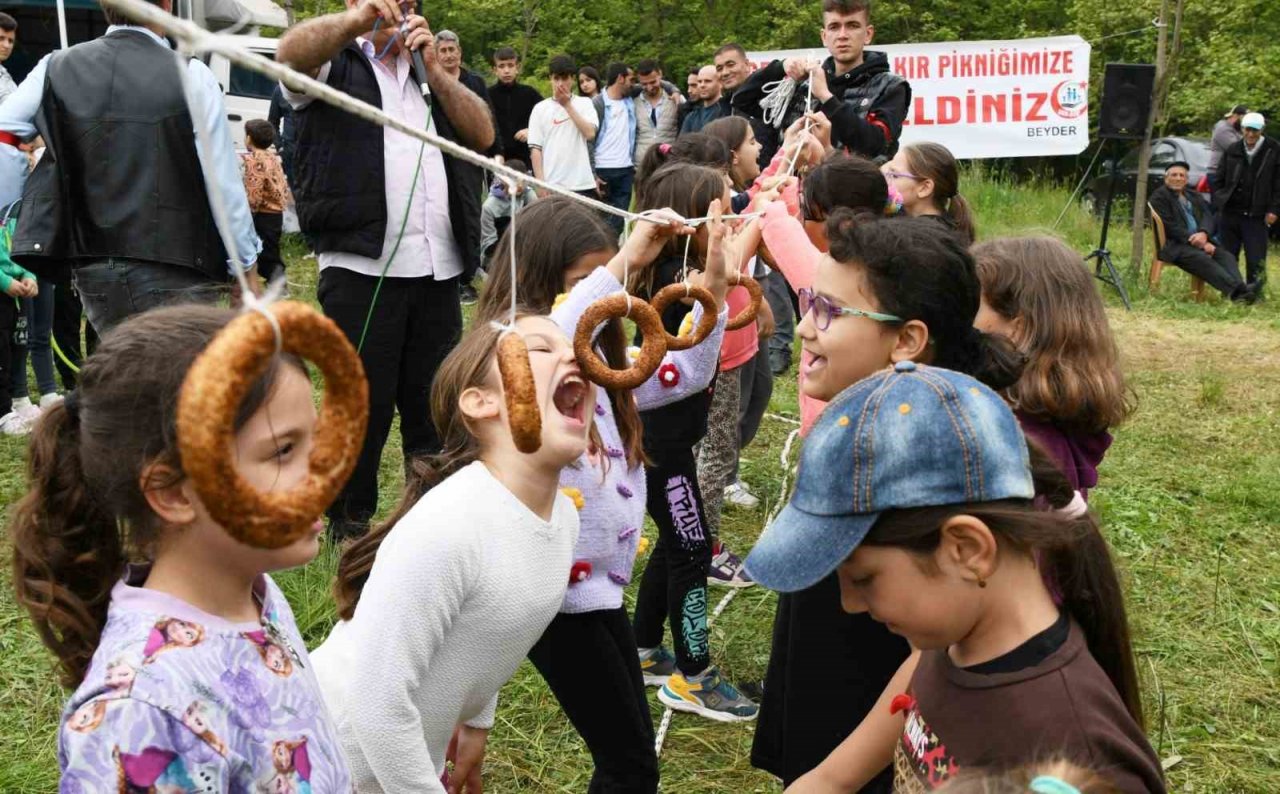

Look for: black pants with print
[528,608,659,793]
[633,444,714,676]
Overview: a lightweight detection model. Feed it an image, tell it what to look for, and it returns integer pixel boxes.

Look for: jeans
[1217,212,1270,285]
[528,608,659,793]
[634,443,714,676]
[0,295,15,416]
[763,269,796,361]
[10,280,58,399]
[72,259,221,334]
[595,166,635,234]
[317,267,462,532]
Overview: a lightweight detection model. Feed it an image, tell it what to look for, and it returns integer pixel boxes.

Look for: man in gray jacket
[1209,104,1247,195]
[634,59,679,163]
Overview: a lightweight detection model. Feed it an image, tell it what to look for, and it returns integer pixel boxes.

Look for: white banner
[747,35,1091,159]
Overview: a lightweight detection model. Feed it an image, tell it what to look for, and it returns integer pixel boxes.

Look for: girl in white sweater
[314,316,597,793]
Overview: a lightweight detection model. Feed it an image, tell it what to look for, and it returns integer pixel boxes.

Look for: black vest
[11,30,226,279]
[293,45,482,275]
[784,57,908,158]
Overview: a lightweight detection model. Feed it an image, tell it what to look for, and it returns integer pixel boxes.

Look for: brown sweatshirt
[891,620,1165,793]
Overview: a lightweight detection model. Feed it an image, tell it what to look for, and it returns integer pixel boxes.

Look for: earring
[976,576,987,589]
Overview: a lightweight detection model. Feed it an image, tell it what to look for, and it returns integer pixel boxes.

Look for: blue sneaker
[638,646,677,687]
[658,667,758,722]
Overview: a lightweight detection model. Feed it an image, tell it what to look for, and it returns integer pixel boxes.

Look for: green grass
[2,176,1279,791]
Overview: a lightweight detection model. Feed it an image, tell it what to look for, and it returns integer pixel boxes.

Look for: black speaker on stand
[1086,63,1156,310]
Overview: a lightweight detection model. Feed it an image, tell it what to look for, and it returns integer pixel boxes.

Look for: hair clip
[1057,490,1088,520]
[1029,776,1081,794]
[659,143,672,154]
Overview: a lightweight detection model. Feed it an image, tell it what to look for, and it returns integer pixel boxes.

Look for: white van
[205,36,281,149]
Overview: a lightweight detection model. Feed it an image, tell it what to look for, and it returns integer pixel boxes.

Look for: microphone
[411,47,432,108]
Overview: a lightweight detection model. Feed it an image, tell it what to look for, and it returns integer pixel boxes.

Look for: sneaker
[769,348,791,376]
[638,646,677,687]
[39,393,64,411]
[12,397,41,423]
[658,667,759,722]
[724,481,760,509]
[459,283,479,305]
[708,543,755,588]
[0,411,31,436]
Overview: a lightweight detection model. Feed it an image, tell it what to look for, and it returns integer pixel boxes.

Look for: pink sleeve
[761,201,821,294]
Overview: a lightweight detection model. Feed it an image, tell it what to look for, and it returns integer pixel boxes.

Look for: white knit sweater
[312,462,580,793]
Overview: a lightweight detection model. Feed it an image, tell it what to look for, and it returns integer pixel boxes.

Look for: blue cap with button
[744,363,1035,592]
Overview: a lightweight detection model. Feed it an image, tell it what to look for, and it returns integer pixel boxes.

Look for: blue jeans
[10,281,58,398]
[72,259,222,334]
[596,166,635,234]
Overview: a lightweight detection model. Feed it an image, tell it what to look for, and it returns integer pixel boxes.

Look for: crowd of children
[5,79,1169,790]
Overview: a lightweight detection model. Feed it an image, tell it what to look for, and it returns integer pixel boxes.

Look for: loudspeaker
[1098,63,1156,140]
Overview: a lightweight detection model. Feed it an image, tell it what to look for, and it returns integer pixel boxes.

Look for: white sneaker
[724,481,760,509]
[0,410,31,435]
[12,397,40,423]
[39,392,64,411]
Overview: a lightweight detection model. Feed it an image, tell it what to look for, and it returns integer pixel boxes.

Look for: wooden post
[284,0,294,27]
[1128,0,1169,275]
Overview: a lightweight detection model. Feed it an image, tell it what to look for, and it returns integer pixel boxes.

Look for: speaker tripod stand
[1085,139,1132,310]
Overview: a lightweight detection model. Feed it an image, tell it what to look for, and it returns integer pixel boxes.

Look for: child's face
[167,620,201,645]
[973,296,1023,347]
[836,544,978,650]
[881,151,932,213]
[797,257,902,401]
[186,364,322,572]
[495,316,595,466]
[562,249,614,293]
[105,661,136,690]
[735,129,762,184]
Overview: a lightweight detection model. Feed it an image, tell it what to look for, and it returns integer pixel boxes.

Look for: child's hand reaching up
[605,208,694,285]
[700,199,730,308]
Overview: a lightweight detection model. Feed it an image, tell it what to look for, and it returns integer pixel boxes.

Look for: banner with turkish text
[747,35,1091,159]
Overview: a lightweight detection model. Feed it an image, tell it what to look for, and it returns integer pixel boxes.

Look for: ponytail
[863,440,1144,728]
[634,133,730,202]
[945,193,977,246]
[11,403,125,688]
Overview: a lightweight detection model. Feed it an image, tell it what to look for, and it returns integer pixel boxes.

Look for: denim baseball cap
[744,361,1035,592]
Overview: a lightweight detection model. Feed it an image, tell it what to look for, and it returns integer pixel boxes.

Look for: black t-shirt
[965,611,1070,675]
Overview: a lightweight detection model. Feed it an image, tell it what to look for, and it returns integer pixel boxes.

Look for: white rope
[780,77,816,180]
[100,0,760,237]
[759,77,797,130]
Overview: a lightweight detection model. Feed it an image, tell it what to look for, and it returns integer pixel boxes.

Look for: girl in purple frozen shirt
[9,305,352,792]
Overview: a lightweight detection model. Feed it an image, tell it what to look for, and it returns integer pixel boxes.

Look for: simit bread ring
[497,331,542,454]
[574,294,667,391]
[648,282,718,352]
[177,301,369,550]
[725,271,763,331]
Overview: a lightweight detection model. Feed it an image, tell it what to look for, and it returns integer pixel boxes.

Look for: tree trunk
[1128,0,1169,275]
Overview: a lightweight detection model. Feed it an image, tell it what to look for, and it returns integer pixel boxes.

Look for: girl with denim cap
[745,364,1163,793]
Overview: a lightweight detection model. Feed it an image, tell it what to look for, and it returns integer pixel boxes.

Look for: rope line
[101,0,759,235]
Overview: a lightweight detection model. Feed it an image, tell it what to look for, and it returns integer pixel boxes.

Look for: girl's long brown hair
[862,442,1144,728]
[474,197,646,469]
[10,306,298,687]
[701,116,752,190]
[629,162,727,298]
[973,237,1132,434]
[335,318,521,620]
[901,142,976,245]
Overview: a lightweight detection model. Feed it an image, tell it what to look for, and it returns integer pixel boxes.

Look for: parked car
[205,36,281,150]
[1082,136,1212,215]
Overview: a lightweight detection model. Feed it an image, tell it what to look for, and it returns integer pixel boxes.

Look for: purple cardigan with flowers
[58,566,351,793]
[551,267,727,613]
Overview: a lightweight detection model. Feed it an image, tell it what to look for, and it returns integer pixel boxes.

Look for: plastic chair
[1147,203,1207,302]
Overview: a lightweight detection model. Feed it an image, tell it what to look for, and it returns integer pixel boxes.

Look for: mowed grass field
[2,175,1279,791]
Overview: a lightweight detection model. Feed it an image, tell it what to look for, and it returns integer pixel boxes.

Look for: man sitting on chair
[1149,160,1257,304]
